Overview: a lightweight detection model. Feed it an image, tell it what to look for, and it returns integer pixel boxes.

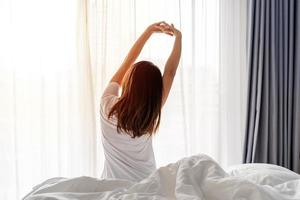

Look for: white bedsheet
[23,154,300,200]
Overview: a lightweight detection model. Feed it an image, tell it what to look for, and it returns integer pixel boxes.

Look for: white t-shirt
[100,82,156,181]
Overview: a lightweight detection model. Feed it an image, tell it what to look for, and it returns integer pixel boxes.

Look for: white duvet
[24,154,300,200]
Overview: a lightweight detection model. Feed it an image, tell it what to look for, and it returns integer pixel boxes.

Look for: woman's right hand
[170,24,182,38]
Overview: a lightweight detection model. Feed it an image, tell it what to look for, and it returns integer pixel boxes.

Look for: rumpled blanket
[23,154,300,200]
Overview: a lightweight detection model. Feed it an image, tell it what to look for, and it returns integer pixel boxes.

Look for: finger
[165,31,174,36]
[159,22,171,27]
[154,25,164,32]
[160,23,172,30]
[162,29,174,35]
[163,26,173,31]
[155,21,166,26]
[162,27,173,34]
[163,24,172,29]
[170,24,176,32]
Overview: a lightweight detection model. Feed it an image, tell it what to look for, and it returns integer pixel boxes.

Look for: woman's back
[100,82,156,181]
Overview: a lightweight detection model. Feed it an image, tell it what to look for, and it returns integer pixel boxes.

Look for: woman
[100,22,182,181]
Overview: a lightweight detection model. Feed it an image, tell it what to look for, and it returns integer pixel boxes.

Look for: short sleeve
[100,82,120,118]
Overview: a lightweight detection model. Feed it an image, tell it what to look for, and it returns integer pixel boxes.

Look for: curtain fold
[244,0,300,173]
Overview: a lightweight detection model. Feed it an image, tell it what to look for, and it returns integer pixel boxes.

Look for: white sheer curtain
[0,0,96,199]
[0,0,246,199]
[89,0,247,168]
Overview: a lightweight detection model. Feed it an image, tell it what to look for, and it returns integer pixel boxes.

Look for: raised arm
[110,22,172,84]
[162,24,182,106]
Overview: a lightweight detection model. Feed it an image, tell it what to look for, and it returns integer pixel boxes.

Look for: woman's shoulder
[101,82,120,100]
[100,82,120,118]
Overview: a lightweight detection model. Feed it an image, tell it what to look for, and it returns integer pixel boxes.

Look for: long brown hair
[108,61,163,138]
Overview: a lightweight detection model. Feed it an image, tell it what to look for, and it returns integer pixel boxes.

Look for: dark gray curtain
[243,0,300,173]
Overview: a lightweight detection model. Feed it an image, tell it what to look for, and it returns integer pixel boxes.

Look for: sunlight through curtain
[0,0,246,199]
[0,0,96,199]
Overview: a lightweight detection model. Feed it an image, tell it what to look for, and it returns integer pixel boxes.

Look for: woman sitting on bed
[100,22,182,181]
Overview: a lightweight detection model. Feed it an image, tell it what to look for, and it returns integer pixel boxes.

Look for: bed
[23,154,300,200]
